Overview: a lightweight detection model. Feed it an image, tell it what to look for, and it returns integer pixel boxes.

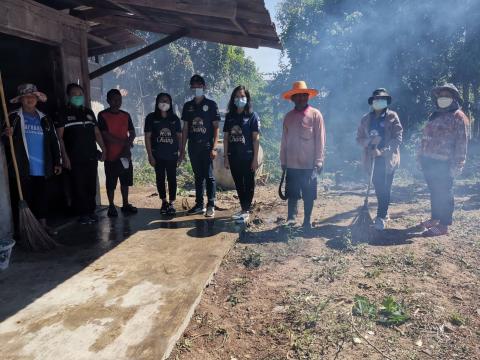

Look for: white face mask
[158,102,170,112]
[192,88,204,97]
[372,99,388,111]
[437,97,453,109]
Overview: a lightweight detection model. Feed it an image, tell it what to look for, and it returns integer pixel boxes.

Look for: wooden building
[0,0,280,240]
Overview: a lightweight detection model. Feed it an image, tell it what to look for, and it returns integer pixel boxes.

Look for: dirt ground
[162,176,480,360]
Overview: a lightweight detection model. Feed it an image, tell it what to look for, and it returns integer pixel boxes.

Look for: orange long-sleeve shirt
[280,105,326,169]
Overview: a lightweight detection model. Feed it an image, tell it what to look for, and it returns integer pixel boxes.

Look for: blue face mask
[372,99,388,111]
[234,97,248,108]
[70,95,85,107]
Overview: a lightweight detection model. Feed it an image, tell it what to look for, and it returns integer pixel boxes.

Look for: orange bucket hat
[282,81,318,100]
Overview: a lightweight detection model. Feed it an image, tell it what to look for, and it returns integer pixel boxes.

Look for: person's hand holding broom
[0,72,58,251]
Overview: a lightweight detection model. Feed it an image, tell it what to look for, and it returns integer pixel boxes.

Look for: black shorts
[285,168,317,200]
[104,159,133,190]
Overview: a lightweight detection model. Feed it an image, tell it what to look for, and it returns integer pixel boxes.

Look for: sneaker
[89,213,99,223]
[418,219,439,230]
[232,211,243,220]
[205,206,215,218]
[374,217,386,231]
[121,204,138,215]
[235,212,249,224]
[284,218,297,227]
[107,205,118,218]
[188,204,206,215]
[422,224,448,237]
[167,203,177,216]
[160,202,169,215]
[44,225,58,236]
[78,216,92,225]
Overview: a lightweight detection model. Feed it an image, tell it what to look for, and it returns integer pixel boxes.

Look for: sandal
[422,224,448,237]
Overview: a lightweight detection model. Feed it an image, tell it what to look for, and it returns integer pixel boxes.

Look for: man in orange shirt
[280,81,326,230]
[98,89,137,217]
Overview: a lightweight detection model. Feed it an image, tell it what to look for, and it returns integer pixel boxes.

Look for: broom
[0,72,57,251]
[350,151,376,243]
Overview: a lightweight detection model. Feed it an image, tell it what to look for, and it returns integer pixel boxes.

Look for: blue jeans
[188,145,216,207]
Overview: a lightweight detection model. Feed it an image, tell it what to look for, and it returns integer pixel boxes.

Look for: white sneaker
[235,212,250,224]
[232,211,243,220]
[284,218,297,227]
[205,206,215,218]
[374,217,386,231]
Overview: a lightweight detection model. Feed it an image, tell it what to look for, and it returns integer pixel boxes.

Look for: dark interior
[0,32,69,221]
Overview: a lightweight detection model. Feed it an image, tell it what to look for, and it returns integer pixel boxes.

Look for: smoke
[275,0,480,175]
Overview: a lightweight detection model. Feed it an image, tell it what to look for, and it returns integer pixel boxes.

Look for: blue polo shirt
[23,111,45,176]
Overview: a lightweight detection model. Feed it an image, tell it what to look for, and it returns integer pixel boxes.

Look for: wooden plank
[118,0,237,19]
[97,15,261,48]
[89,29,187,79]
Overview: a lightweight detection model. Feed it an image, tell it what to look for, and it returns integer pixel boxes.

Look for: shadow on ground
[0,208,239,323]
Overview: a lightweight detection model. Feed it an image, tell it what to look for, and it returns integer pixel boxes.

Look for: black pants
[70,160,98,216]
[286,168,317,223]
[10,175,49,223]
[229,157,255,211]
[188,146,216,207]
[421,157,454,226]
[372,157,395,219]
[155,158,177,201]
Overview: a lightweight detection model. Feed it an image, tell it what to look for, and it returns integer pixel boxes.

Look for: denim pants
[372,157,395,219]
[188,145,216,207]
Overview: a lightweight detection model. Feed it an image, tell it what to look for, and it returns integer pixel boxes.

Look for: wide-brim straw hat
[282,81,318,100]
[10,83,47,103]
[431,83,462,103]
[368,88,392,105]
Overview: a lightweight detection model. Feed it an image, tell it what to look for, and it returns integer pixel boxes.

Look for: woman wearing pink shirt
[280,81,326,230]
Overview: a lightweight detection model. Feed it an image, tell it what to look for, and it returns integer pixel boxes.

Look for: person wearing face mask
[223,85,260,223]
[98,89,137,218]
[179,74,221,218]
[280,81,326,230]
[356,88,403,231]
[56,83,106,225]
[417,83,469,237]
[144,92,182,215]
[2,84,62,236]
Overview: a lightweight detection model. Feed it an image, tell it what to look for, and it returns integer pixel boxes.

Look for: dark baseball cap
[190,74,205,86]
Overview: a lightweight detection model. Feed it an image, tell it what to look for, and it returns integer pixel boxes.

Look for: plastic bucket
[0,239,15,271]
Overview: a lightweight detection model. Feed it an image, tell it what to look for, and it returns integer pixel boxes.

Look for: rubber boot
[287,199,298,221]
[303,197,314,229]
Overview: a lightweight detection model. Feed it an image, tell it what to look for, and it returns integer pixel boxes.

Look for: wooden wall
[0,0,90,239]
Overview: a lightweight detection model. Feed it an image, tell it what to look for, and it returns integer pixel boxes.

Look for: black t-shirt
[368,110,387,148]
[144,112,182,160]
[56,105,98,163]
[223,111,260,160]
[181,97,220,150]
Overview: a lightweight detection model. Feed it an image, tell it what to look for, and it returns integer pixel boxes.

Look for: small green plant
[242,249,262,268]
[365,268,382,278]
[450,312,465,326]
[377,296,410,326]
[352,296,410,326]
[352,295,377,319]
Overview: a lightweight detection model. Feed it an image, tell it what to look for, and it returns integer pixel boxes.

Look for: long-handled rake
[351,154,376,243]
[0,72,57,251]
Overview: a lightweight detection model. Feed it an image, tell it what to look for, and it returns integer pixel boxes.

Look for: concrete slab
[0,208,238,360]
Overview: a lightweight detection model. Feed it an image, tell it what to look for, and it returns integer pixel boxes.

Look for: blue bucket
[0,239,15,270]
